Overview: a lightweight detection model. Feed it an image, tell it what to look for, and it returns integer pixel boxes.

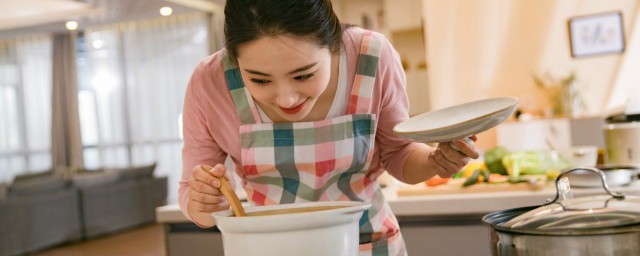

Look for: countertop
[156,180,640,223]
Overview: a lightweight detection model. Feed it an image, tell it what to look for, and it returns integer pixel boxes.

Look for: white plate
[394,97,518,143]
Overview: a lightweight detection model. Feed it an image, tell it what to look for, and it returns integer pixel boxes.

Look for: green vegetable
[501,151,547,178]
[463,169,482,187]
[482,170,491,183]
[484,146,510,175]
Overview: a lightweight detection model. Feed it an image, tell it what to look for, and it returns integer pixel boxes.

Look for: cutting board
[396,182,548,196]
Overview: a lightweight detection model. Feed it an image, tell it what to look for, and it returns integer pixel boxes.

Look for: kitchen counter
[387,180,640,216]
[156,181,640,256]
[157,180,640,221]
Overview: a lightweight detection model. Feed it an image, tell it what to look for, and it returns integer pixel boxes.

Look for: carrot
[426,175,450,187]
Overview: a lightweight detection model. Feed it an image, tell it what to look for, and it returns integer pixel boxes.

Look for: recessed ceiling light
[160,7,173,16]
[65,21,79,31]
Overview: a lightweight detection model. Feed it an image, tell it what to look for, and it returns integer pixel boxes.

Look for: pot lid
[499,167,640,230]
[607,112,640,123]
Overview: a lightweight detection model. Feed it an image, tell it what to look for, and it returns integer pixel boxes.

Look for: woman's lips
[279,99,308,115]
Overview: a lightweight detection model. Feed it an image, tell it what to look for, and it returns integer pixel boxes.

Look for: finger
[192,165,219,187]
[189,189,227,204]
[470,135,478,142]
[188,177,223,196]
[427,154,449,177]
[452,139,480,159]
[210,164,228,179]
[431,151,459,177]
[439,144,470,167]
[190,200,231,213]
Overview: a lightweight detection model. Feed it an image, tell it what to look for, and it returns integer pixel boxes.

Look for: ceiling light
[160,7,173,16]
[65,21,79,31]
[92,40,103,49]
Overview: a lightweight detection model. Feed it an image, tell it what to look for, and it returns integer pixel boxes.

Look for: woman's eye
[250,78,271,84]
[294,73,314,81]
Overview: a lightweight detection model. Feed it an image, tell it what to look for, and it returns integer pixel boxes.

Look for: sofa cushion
[105,163,156,180]
[72,171,119,188]
[13,170,54,182]
[0,183,7,200]
[10,175,70,197]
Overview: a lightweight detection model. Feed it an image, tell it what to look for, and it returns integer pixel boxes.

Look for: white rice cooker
[604,113,640,166]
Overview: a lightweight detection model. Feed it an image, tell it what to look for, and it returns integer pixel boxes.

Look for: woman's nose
[276,86,298,108]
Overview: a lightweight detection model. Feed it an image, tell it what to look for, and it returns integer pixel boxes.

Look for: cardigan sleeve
[178,57,229,226]
[373,35,422,183]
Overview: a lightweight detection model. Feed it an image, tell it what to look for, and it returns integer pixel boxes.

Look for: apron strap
[222,51,261,125]
[348,30,384,115]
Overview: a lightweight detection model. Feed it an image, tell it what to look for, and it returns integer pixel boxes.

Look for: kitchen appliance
[604,113,640,167]
[483,167,640,256]
[213,201,370,256]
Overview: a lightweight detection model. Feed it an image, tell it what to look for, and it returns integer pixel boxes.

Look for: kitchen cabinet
[496,117,605,151]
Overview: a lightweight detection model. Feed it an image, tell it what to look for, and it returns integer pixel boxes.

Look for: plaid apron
[222,30,406,256]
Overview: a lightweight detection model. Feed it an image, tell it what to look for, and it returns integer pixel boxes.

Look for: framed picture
[568,12,625,58]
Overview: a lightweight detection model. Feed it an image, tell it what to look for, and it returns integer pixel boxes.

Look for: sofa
[77,164,168,239]
[0,172,82,256]
[0,163,167,256]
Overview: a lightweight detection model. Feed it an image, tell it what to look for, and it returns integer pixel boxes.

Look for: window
[0,36,52,182]
[76,14,209,202]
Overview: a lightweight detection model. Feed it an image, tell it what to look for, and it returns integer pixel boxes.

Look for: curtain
[79,13,210,202]
[0,36,52,182]
[52,33,84,170]
[607,2,640,114]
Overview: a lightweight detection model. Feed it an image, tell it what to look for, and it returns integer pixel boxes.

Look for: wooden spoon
[203,165,246,217]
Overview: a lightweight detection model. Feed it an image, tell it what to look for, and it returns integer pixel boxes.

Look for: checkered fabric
[222,29,406,255]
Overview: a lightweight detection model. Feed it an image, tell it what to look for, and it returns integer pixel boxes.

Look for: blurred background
[1,1,640,255]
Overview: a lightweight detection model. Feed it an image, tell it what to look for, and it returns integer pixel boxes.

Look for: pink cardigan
[179,28,421,222]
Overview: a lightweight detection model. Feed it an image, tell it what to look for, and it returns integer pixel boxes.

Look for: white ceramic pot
[213,201,370,256]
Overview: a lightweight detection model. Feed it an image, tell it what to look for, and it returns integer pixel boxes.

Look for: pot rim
[213,201,371,219]
[212,201,371,234]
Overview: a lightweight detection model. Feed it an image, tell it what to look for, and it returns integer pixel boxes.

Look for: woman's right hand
[188,164,231,214]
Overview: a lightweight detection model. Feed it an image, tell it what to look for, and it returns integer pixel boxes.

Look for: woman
[179,0,479,255]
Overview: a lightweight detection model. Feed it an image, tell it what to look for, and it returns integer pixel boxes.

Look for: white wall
[422,0,639,149]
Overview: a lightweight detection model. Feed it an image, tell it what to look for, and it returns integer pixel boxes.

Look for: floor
[36,224,165,256]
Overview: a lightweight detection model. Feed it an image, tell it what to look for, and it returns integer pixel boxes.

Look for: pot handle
[544,167,625,205]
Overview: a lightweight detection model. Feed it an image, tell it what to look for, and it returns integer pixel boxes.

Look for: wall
[390,29,430,116]
[422,0,639,149]
[332,0,384,32]
[333,0,430,116]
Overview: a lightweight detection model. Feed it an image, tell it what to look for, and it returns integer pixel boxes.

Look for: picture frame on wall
[568,12,625,58]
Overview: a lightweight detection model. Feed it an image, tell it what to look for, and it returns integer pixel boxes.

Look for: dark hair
[224,0,343,61]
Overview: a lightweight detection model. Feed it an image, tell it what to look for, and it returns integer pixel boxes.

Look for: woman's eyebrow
[244,62,317,76]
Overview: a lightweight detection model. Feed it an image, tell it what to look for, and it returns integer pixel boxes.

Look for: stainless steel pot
[483,167,640,256]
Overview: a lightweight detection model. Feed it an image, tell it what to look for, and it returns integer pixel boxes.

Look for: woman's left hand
[426,135,480,178]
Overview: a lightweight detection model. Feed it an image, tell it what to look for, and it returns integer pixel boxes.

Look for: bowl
[556,146,598,167]
[565,165,638,187]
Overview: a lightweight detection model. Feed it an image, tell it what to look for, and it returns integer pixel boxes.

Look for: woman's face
[236,34,332,122]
